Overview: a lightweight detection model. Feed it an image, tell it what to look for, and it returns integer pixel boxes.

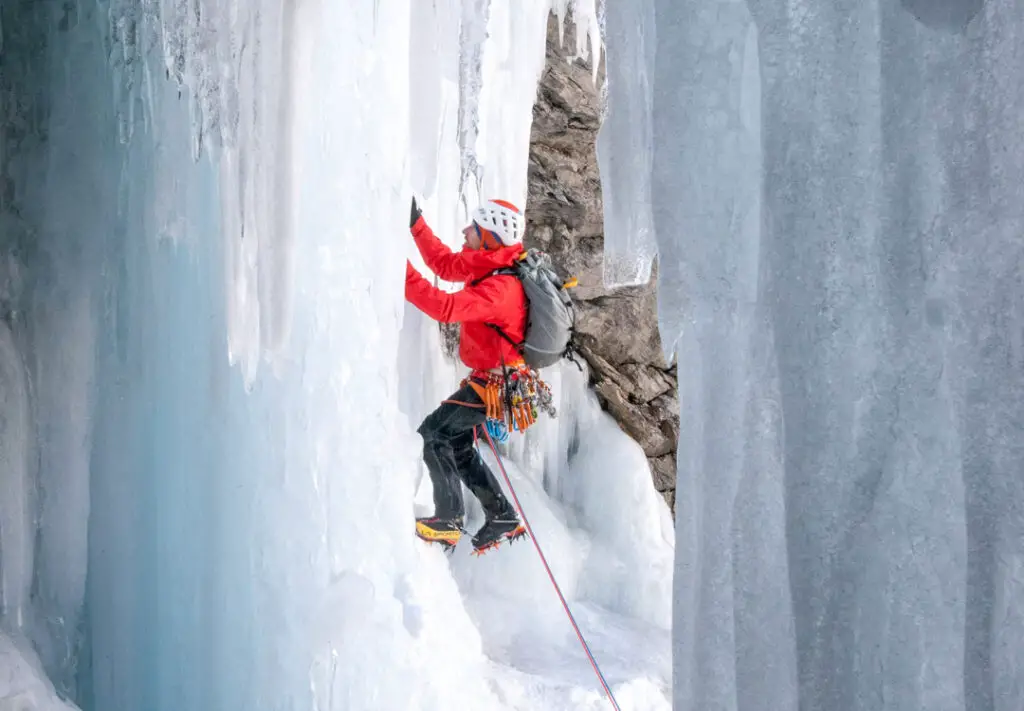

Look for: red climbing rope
[482,429,622,711]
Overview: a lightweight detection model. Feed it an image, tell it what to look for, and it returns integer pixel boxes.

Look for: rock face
[525,12,679,512]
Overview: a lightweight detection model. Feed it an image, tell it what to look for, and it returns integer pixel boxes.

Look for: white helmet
[472,199,524,246]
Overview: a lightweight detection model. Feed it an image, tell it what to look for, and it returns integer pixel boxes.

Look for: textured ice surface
[0,0,671,709]
[0,633,78,710]
[0,321,32,634]
[649,0,1024,709]
[595,0,656,287]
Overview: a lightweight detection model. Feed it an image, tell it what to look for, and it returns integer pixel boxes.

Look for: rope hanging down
[481,429,622,711]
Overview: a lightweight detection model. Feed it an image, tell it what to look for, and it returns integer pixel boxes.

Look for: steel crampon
[471,525,527,556]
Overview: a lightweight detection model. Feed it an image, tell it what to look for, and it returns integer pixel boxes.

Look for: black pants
[417,381,514,522]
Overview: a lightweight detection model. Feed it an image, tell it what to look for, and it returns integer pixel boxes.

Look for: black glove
[410,197,422,228]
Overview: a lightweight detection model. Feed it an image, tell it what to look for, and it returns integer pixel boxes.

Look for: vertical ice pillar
[151,0,293,383]
[595,0,656,287]
[474,0,551,208]
[456,0,491,213]
[0,322,33,634]
[408,0,460,199]
[648,2,799,710]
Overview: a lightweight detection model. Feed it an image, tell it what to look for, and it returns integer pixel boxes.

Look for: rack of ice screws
[506,366,557,432]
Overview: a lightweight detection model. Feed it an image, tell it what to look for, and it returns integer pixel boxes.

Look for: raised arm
[405,261,500,323]
[410,216,476,283]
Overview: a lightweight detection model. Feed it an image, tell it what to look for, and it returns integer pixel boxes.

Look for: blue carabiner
[486,418,510,444]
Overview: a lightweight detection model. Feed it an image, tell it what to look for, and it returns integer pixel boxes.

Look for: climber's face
[463,222,502,250]
[463,223,484,250]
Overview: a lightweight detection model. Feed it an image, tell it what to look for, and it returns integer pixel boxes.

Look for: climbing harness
[463,363,556,442]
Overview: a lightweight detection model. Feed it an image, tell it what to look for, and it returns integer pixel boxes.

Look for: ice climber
[404,196,534,554]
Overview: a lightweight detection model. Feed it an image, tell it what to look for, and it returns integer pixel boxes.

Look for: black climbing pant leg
[417,383,514,521]
[451,428,515,519]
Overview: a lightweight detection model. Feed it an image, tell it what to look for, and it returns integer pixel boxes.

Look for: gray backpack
[477,249,579,370]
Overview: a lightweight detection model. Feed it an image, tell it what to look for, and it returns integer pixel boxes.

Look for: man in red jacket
[406,196,528,554]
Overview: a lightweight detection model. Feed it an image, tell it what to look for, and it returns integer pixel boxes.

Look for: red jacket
[405,216,526,371]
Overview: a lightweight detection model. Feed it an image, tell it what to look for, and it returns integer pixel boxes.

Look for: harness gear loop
[461,365,556,438]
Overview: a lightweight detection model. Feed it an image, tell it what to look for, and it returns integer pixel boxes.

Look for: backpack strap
[467,267,526,351]
[487,323,525,351]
